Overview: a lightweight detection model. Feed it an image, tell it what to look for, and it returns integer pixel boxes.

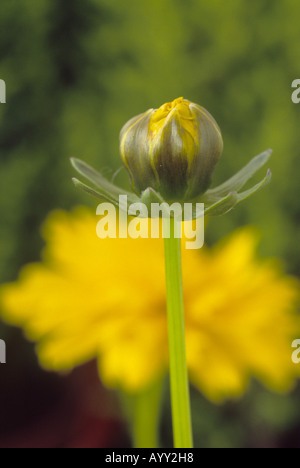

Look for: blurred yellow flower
[0,207,299,402]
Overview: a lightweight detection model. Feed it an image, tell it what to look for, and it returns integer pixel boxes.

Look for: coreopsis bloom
[71,97,272,217]
[0,208,299,402]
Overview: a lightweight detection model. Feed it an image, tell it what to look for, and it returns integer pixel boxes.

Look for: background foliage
[0,0,300,448]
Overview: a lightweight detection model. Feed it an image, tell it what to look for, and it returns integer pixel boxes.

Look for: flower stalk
[132,379,164,448]
[163,216,193,448]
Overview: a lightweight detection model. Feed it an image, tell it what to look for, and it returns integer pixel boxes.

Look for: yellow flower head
[120,97,223,202]
[0,208,299,402]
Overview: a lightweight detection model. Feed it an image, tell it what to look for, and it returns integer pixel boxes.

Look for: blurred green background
[0,0,300,448]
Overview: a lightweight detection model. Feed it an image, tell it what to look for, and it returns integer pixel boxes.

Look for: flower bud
[120,97,223,202]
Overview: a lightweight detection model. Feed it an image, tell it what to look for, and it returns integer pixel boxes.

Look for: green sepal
[71,150,272,219]
[235,168,272,205]
[202,149,272,204]
[72,178,136,213]
[202,168,272,217]
[203,192,239,216]
[70,158,140,205]
[140,187,165,210]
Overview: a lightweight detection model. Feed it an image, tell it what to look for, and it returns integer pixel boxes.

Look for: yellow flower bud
[120,97,223,202]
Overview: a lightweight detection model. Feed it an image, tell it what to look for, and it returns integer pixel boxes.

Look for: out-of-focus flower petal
[0,208,299,402]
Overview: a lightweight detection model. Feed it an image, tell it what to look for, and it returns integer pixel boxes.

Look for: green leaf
[70,158,140,205]
[202,149,272,203]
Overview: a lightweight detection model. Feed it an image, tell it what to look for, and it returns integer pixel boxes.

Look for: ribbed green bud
[120,97,223,202]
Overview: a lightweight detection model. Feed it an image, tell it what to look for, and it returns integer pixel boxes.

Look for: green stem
[132,379,164,448]
[163,217,193,448]
[120,378,164,449]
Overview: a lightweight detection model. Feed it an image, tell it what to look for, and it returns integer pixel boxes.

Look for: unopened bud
[120,97,223,202]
